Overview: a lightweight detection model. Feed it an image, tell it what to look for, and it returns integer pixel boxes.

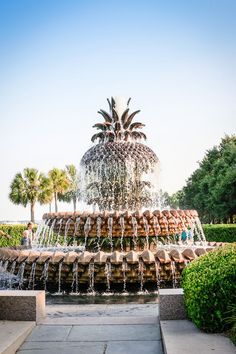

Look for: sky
[0,0,235,221]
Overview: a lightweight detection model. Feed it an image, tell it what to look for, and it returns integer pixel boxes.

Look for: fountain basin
[0,243,224,292]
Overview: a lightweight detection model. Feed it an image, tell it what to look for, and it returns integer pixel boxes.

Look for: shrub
[203,224,236,243]
[0,224,37,247]
[181,243,236,332]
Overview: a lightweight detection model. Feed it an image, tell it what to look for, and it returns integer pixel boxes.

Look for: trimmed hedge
[0,224,37,247]
[203,224,236,243]
[0,223,235,247]
[181,243,236,332]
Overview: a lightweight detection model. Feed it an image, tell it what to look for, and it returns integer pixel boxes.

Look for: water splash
[88,261,95,293]
[170,261,178,288]
[131,216,138,250]
[122,258,127,293]
[84,217,91,248]
[58,262,62,293]
[28,262,36,290]
[17,261,26,289]
[143,217,149,249]
[64,219,72,246]
[105,260,112,292]
[119,216,125,252]
[96,217,102,251]
[138,258,144,292]
[40,261,49,290]
[71,262,79,294]
[155,259,161,289]
[108,217,113,252]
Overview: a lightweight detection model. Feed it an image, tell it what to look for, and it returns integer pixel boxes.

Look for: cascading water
[71,262,79,294]
[0,96,219,294]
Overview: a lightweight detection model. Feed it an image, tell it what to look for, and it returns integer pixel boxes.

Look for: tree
[58,164,79,212]
[155,189,171,209]
[178,135,236,223]
[9,168,52,222]
[168,190,184,209]
[48,168,70,212]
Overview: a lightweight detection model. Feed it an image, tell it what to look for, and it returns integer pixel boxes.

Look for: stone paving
[17,303,163,354]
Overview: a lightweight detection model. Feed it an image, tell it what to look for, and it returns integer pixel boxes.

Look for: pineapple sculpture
[80,97,159,211]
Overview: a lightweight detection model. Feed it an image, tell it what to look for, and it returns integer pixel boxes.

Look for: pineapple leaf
[114,122,121,132]
[129,122,145,131]
[139,132,147,140]
[111,97,116,108]
[127,97,131,106]
[123,110,140,129]
[124,131,131,141]
[121,108,130,127]
[112,108,120,122]
[107,98,112,111]
[93,123,109,131]
[98,110,112,123]
[106,131,115,142]
[131,131,147,140]
[91,132,105,143]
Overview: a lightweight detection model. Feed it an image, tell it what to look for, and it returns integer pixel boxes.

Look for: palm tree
[58,164,79,212]
[9,168,52,222]
[48,168,70,212]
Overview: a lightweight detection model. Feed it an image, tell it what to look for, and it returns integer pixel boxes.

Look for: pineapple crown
[91,97,147,143]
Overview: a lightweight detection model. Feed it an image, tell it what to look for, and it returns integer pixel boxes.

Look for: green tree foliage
[58,164,79,212]
[177,135,236,223]
[48,168,70,212]
[9,168,52,222]
[167,190,184,209]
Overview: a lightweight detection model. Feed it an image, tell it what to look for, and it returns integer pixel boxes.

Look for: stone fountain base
[0,243,223,293]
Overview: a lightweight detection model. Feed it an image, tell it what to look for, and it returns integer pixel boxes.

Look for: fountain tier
[39,209,202,251]
[0,244,223,292]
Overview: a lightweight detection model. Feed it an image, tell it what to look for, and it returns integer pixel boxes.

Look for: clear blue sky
[0,0,235,220]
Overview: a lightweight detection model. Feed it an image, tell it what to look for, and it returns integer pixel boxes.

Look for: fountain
[0,97,224,293]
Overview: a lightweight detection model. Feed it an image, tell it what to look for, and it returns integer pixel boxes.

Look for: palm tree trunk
[30,203,35,223]
[54,192,58,213]
[73,196,76,212]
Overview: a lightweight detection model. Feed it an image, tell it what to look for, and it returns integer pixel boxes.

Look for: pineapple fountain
[0,97,223,293]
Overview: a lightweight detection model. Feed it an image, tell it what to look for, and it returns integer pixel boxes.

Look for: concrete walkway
[0,321,35,354]
[161,320,235,354]
[17,303,163,354]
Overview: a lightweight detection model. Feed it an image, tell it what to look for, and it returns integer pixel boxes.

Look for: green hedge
[181,243,236,332]
[0,223,235,248]
[203,224,236,243]
[0,224,37,247]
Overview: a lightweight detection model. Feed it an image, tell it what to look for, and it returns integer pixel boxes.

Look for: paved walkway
[17,303,163,354]
[161,320,235,354]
